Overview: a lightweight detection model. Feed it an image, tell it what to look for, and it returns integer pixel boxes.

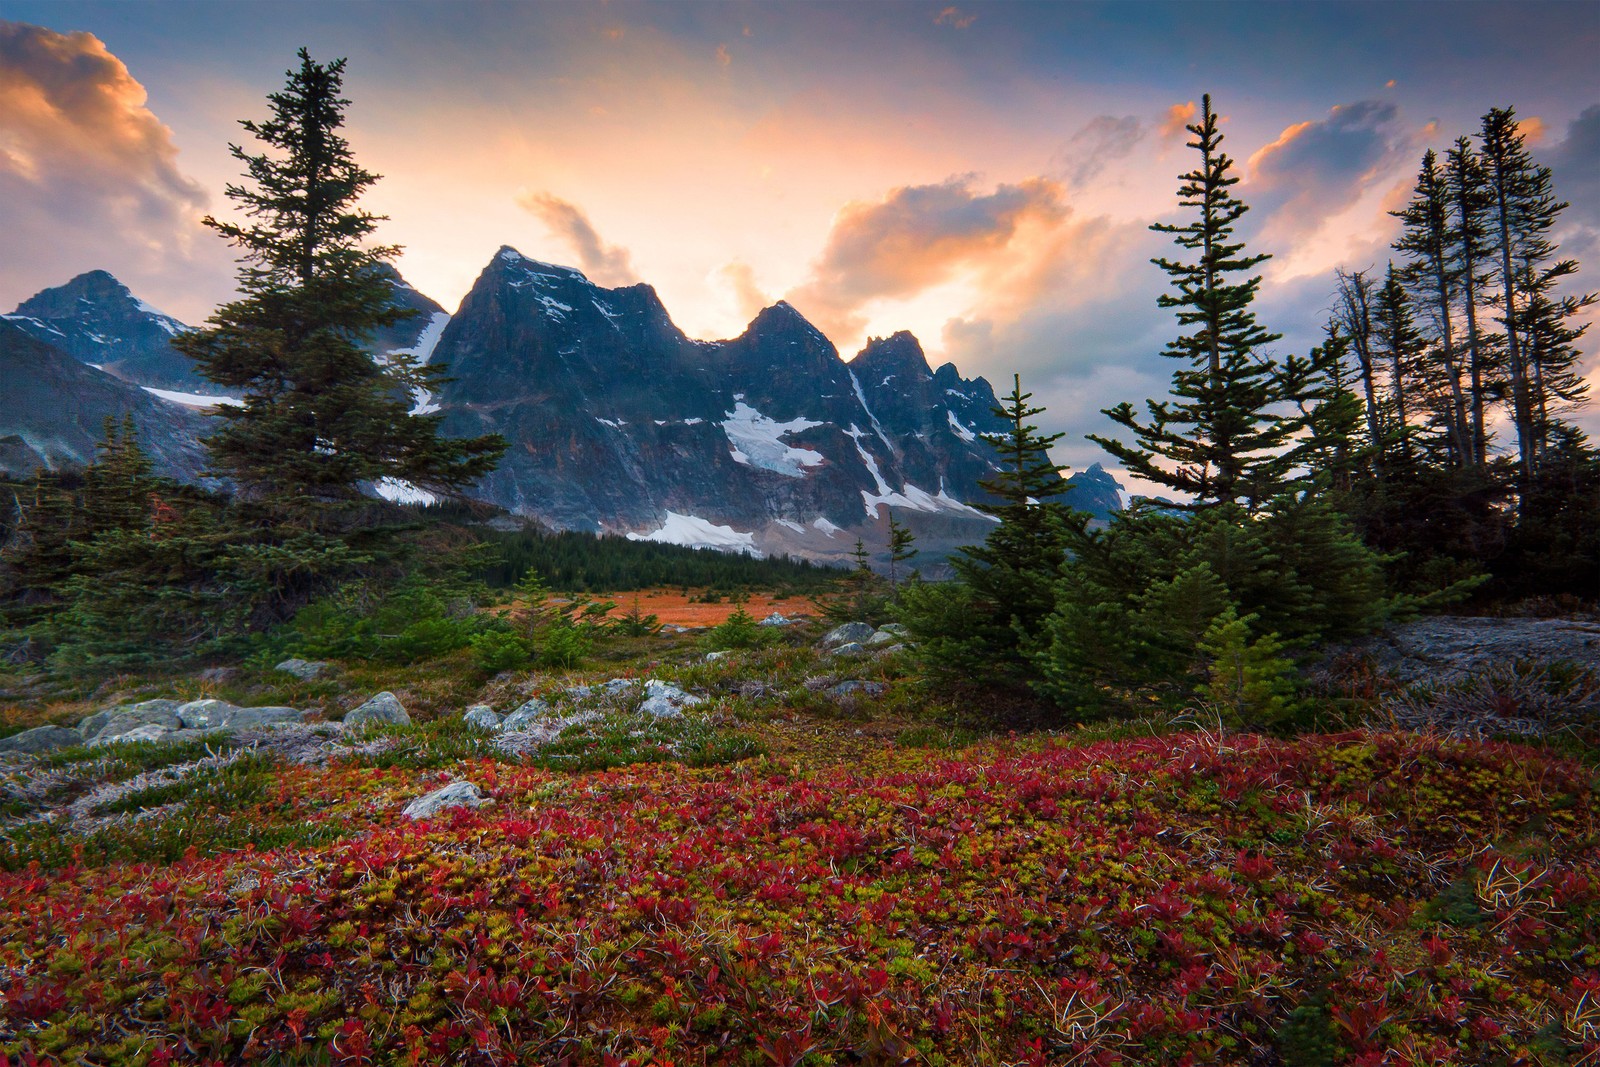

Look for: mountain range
[0,254,1123,562]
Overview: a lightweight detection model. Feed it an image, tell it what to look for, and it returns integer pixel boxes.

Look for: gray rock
[464,705,503,730]
[89,722,173,747]
[402,781,490,820]
[822,622,876,647]
[865,630,900,648]
[92,705,185,742]
[344,692,411,728]
[705,651,730,662]
[829,642,865,656]
[196,667,237,684]
[275,658,328,681]
[80,698,181,740]
[874,643,907,656]
[501,698,552,731]
[638,680,702,719]
[759,613,794,627]
[222,707,305,730]
[877,623,908,636]
[1339,616,1600,683]
[176,699,240,729]
[828,681,886,699]
[0,725,84,755]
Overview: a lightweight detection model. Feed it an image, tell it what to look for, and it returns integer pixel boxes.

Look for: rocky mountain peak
[853,331,933,385]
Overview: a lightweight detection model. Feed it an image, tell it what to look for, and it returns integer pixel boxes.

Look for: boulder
[501,698,552,731]
[176,699,239,729]
[865,630,900,648]
[275,658,328,681]
[877,623,908,636]
[705,651,730,662]
[822,622,875,647]
[639,680,702,719]
[89,722,173,746]
[402,781,490,820]
[829,642,865,656]
[0,725,84,755]
[464,705,503,730]
[222,707,305,730]
[91,704,185,743]
[80,698,181,740]
[759,613,794,627]
[344,692,410,728]
[874,643,906,656]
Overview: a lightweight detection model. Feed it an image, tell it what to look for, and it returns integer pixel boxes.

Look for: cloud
[1247,100,1405,217]
[515,192,641,286]
[0,21,220,318]
[1053,115,1144,188]
[717,260,770,325]
[785,175,1067,340]
[934,7,978,29]
[1548,104,1600,230]
[1158,101,1197,143]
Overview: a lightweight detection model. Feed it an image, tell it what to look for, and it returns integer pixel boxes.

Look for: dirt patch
[599,589,817,627]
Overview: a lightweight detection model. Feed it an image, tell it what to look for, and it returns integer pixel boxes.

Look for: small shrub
[470,630,533,672]
[538,619,593,669]
[705,608,772,651]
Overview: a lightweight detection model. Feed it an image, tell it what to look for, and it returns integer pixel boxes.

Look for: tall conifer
[1091,94,1307,509]
[177,49,503,517]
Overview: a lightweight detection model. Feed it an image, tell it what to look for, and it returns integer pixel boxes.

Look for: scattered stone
[344,692,410,728]
[864,630,900,648]
[827,681,886,699]
[759,613,794,627]
[501,698,552,731]
[275,658,329,681]
[822,622,875,647]
[877,623,908,636]
[705,651,730,662]
[196,667,237,685]
[639,680,702,719]
[873,643,907,656]
[0,725,84,755]
[402,781,490,820]
[464,705,503,730]
[175,699,239,729]
[829,642,865,656]
[91,705,185,743]
[219,707,305,730]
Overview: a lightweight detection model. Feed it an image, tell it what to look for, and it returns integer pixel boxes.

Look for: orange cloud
[935,7,978,29]
[784,176,1067,342]
[1158,101,1197,142]
[515,192,641,287]
[715,43,731,67]
[717,260,770,325]
[0,21,218,317]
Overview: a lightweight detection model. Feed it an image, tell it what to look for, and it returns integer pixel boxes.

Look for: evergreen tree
[1373,264,1426,465]
[177,49,503,515]
[1333,268,1387,475]
[1444,137,1498,465]
[886,510,917,589]
[1390,149,1473,465]
[1091,93,1309,509]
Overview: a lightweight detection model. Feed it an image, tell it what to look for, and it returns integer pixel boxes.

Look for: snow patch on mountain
[947,409,976,442]
[813,517,842,537]
[382,311,451,415]
[721,402,824,477]
[142,386,242,409]
[375,478,437,505]
[626,512,759,554]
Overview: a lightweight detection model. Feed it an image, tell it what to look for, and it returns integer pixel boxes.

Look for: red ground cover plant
[1,731,1596,1065]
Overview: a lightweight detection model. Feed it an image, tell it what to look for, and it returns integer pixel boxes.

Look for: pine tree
[1333,268,1387,475]
[1373,264,1426,466]
[1091,94,1308,510]
[1390,150,1472,465]
[177,49,503,516]
[1444,137,1497,465]
[886,510,917,589]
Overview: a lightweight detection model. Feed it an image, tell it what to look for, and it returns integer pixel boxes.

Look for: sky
[2,0,1598,481]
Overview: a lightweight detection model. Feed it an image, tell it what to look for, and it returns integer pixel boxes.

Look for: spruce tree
[1444,137,1497,465]
[1390,150,1472,465]
[1373,264,1425,466]
[1091,94,1307,510]
[177,49,503,516]
[886,511,917,589]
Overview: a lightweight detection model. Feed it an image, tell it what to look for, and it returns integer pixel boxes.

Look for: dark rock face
[1062,462,1124,521]
[432,248,1011,561]
[5,270,212,394]
[0,320,210,481]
